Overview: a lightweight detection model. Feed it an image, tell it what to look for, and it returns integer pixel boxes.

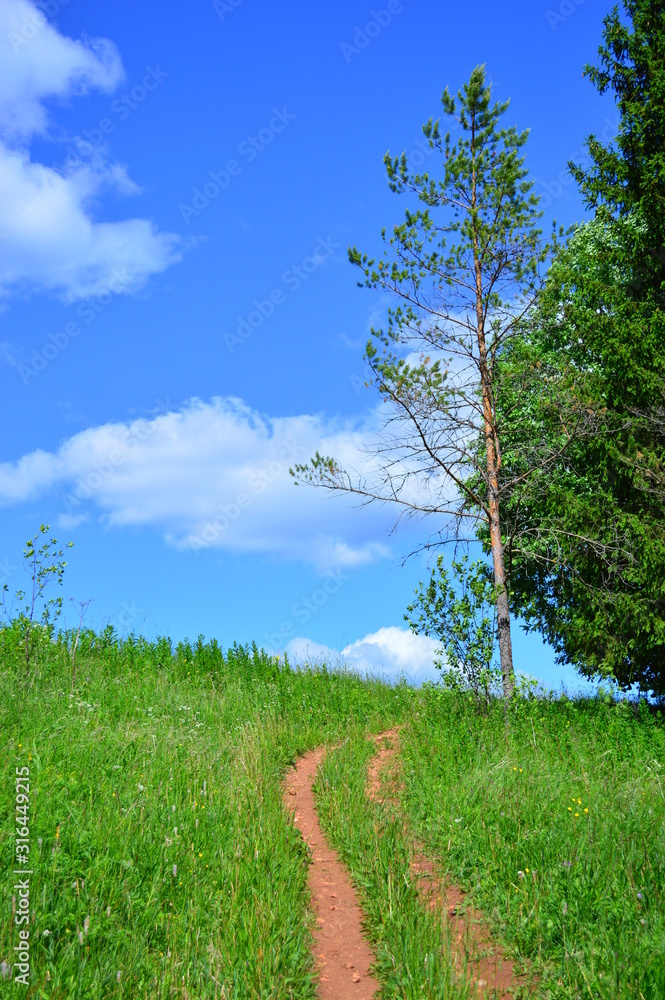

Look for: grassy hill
[1,627,663,998]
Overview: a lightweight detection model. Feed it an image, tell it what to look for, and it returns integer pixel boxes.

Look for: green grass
[0,629,412,998]
[1,626,664,998]
[399,688,665,999]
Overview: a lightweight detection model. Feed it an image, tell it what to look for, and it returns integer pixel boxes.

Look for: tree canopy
[494,0,665,695]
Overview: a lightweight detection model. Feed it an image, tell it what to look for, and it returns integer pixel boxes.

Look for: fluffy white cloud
[0,1,180,302]
[286,626,442,685]
[0,146,181,301]
[0,397,405,569]
[0,0,123,138]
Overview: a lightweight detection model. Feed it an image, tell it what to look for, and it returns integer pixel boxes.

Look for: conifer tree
[293,66,556,702]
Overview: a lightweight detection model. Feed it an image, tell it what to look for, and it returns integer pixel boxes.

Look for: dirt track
[285,734,525,998]
[283,746,381,998]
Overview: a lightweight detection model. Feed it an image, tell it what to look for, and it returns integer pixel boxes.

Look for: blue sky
[0,0,617,688]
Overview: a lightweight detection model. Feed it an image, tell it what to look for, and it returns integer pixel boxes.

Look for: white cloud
[0,397,404,569]
[0,1,180,302]
[0,0,124,140]
[286,626,442,685]
[0,146,181,301]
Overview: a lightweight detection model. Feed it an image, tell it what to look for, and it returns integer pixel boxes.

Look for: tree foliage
[1,524,73,672]
[405,556,501,711]
[570,0,665,300]
[494,1,665,695]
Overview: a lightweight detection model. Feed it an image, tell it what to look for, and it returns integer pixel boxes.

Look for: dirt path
[367,729,523,999]
[283,746,381,999]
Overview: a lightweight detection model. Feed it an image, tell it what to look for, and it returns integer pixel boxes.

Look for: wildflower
[172,865,177,877]
[42,929,51,937]
[567,807,572,812]
[525,868,529,873]
[172,805,176,813]
[0,962,10,979]
[116,971,122,983]
[562,901,568,916]
[198,852,202,857]
[577,798,581,804]
[55,826,60,840]
[106,906,111,917]
[84,916,89,936]
[637,892,643,900]
[574,812,579,817]
[79,931,84,944]
[138,784,145,792]
[517,870,525,879]
[584,808,589,814]
[513,767,517,771]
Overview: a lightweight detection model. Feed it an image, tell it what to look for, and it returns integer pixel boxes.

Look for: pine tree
[293,66,556,702]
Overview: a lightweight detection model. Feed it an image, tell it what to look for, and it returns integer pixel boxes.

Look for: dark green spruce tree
[494,0,665,695]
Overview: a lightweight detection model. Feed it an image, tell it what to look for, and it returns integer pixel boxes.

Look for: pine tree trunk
[481,397,515,701]
[488,496,515,701]
[471,137,515,703]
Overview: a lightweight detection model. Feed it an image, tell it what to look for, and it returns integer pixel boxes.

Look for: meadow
[1,625,663,999]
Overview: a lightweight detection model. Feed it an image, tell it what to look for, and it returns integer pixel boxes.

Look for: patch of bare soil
[284,746,381,999]
[367,730,525,999]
